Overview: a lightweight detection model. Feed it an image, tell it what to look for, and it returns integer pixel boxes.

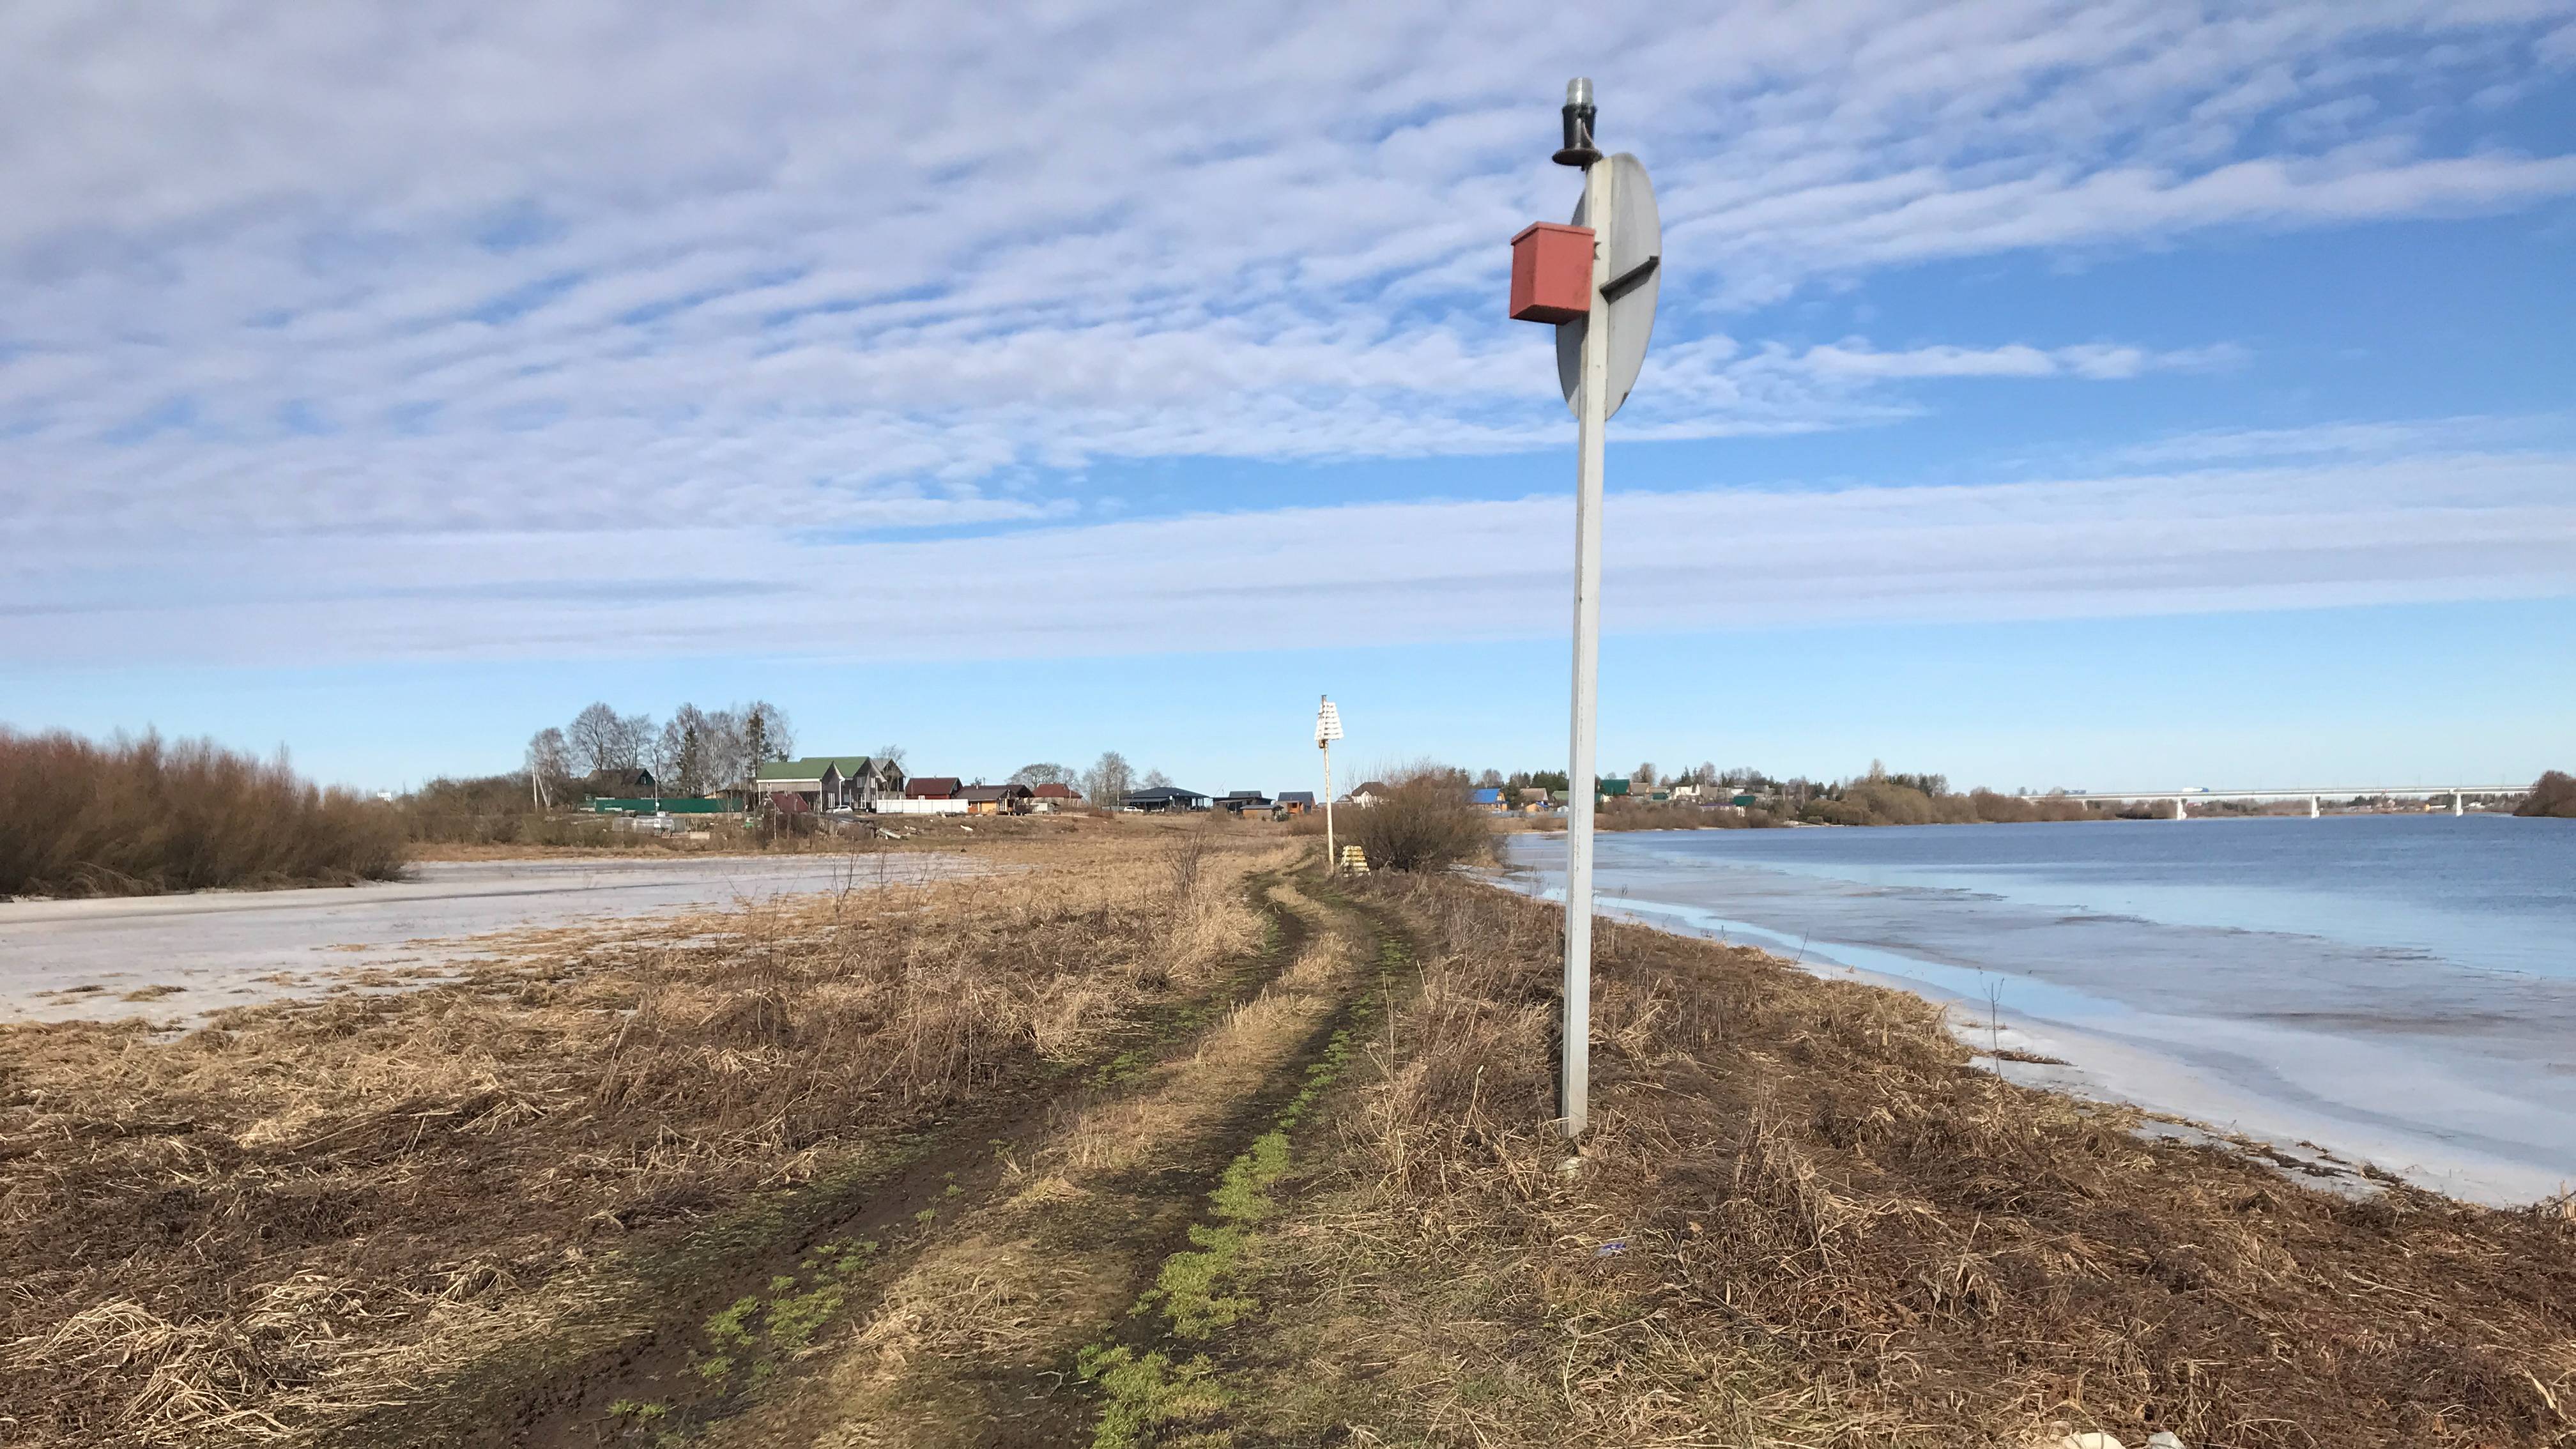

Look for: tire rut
[351,866,1317,1449]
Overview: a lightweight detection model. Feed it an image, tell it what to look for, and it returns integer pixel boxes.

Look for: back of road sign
[1556,152,1659,419]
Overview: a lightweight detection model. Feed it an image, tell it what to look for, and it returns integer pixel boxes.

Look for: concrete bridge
[2015,786,2527,819]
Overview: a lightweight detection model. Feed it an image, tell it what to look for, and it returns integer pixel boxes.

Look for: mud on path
[379,865,1387,1448]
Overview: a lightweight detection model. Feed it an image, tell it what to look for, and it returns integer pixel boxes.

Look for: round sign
[1555,152,1659,419]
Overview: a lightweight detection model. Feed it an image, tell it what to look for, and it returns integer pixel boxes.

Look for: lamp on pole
[1508,78,1660,1140]
[1315,695,1342,873]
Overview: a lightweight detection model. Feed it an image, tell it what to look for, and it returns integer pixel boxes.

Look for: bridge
[2014,785,2527,819]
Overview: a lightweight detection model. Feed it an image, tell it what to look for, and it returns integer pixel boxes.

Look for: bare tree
[1476,768,1505,788]
[1632,762,1658,787]
[567,702,622,777]
[1084,751,1133,811]
[525,728,569,808]
[656,705,712,795]
[873,742,906,769]
[699,708,746,793]
[613,714,656,773]
[736,701,792,765]
[1142,767,1172,790]
[1009,762,1075,787]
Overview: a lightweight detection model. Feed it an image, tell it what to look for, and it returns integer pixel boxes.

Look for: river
[1502,813,2576,1205]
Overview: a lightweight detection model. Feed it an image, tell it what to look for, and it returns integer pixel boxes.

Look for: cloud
[1759,340,2245,382]
[3,0,2572,690]
[3,2,2572,521]
[8,442,2569,667]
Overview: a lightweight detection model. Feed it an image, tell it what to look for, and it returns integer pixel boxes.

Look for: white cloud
[2,0,2572,680]
[3,1,2572,521]
[1759,339,2244,382]
[8,445,2570,667]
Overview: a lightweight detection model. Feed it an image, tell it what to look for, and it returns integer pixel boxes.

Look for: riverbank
[1502,818,2576,1206]
[7,836,2570,1446]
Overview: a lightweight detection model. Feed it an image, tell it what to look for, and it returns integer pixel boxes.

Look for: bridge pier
[2171,797,2186,820]
[2452,790,2464,817]
[2310,795,2320,818]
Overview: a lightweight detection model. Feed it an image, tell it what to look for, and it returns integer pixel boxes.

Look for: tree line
[522,700,815,803]
[515,723,1176,814]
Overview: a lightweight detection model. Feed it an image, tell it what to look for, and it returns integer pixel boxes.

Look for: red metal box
[1509,222,1594,323]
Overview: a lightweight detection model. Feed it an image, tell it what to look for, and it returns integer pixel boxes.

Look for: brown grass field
[3,821,2570,1448]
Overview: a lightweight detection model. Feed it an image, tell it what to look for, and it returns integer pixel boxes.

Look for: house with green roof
[751,755,907,812]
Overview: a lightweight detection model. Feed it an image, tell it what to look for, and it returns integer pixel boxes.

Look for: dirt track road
[0,854,980,1024]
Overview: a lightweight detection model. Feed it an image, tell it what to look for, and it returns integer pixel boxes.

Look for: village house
[1346,781,1392,807]
[960,783,1033,815]
[1028,781,1084,811]
[586,767,656,795]
[752,755,907,812]
[1275,790,1315,815]
[817,755,905,809]
[1123,786,1209,813]
[752,758,839,812]
[1216,790,1273,815]
[905,776,964,800]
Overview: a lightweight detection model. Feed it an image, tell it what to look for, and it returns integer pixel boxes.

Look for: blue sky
[4,1,2573,793]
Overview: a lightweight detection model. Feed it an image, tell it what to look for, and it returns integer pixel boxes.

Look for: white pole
[1561,155,1616,1140]
[1322,739,1336,874]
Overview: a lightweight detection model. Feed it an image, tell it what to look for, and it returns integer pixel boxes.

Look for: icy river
[1504,813,2576,1205]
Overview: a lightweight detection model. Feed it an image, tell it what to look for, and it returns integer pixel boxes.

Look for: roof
[755,758,837,783]
[1031,782,1081,799]
[1350,781,1391,796]
[1599,778,1632,796]
[1220,790,1269,802]
[1275,791,1315,805]
[1124,786,1207,802]
[906,776,964,798]
[1469,788,1501,804]
[960,783,1031,803]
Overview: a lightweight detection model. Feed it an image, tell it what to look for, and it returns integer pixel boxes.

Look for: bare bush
[2517,770,2576,818]
[1347,763,1492,872]
[0,729,404,898]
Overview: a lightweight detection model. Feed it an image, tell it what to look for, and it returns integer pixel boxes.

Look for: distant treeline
[1519,762,2573,830]
[0,729,404,898]
[2518,771,2576,818]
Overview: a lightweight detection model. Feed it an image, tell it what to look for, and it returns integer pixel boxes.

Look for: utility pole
[1315,695,1343,873]
[1508,79,1660,1140]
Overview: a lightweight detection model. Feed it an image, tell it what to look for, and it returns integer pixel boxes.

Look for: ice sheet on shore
[0,854,984,1026]
[1501,831,2576,1208]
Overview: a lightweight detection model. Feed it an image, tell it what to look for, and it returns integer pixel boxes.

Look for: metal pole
[1561,155,1616,1140]
[1322,739,1336,874]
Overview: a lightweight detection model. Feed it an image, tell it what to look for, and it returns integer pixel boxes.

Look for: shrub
[0,728,405,897]
[2517,770,2576,818]
[1348,764,1492,872]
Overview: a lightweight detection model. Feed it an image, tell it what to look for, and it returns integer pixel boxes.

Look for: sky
[3,1,2573,795]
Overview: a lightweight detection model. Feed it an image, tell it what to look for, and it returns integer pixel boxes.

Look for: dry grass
[0,831,1276,1446]
[696,874,1376,1448]
[1250,873,2576,1448]
[0,729,404,898]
